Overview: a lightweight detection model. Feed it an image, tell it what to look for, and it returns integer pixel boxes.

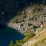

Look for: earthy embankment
[0,21,25,34]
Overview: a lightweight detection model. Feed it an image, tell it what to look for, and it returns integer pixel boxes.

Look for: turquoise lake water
[0,25,24,46]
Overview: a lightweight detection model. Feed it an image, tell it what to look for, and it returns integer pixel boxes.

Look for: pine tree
[9,39,15,46]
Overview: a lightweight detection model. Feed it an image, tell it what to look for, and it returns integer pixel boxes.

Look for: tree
[9,39,15,46]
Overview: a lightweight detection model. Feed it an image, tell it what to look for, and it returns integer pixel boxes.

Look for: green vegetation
[9,39,15,46]
[30,28,46,46]
[25,28,35,38]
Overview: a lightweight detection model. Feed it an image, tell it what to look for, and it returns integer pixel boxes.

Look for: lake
[0,25,24,46]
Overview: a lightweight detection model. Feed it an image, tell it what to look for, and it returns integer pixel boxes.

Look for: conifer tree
[9,39,15,46]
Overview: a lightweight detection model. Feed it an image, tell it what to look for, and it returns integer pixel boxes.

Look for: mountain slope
[10,4,46,34]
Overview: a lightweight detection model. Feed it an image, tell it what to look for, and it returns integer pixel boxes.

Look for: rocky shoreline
[7,22,25,34]
[0,21,25,34]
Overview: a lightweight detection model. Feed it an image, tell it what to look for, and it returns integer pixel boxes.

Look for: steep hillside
[8,3,46,46]
[10,4,46,33]
[23,27,46,46]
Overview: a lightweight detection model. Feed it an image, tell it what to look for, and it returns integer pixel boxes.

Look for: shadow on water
[0,24,5,29]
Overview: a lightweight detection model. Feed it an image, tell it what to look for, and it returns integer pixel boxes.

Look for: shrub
[30,17,34,21]
[28,17,31,21]
[28,23,32,26]
[33,25,37,29]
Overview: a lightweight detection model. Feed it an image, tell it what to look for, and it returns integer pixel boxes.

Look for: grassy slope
[29,27,46,46]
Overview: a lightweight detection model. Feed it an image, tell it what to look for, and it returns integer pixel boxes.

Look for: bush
[19,18,24,23]
[33,25,37,29]
[28,23,32,26]
[30,17,34,21]
[28,17,31,21]
[15,40,22,46]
